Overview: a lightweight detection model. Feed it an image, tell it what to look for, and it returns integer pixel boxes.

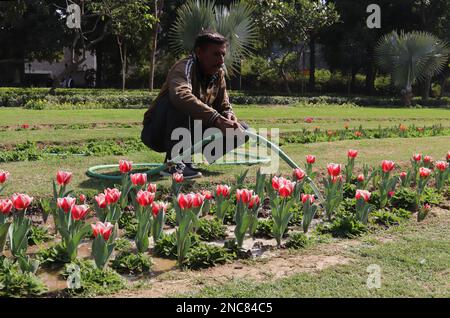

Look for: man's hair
[194,30,228,50]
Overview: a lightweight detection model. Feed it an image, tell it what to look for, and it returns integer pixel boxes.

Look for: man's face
[195,43,227,76]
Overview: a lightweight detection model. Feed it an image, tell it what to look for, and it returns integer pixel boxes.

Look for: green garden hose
[86,130,324,201]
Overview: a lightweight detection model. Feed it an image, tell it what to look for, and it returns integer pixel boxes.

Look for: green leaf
[0,222,11,255]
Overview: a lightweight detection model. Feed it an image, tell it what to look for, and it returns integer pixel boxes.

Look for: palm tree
[375,30,449,106]
[169,0,257,76]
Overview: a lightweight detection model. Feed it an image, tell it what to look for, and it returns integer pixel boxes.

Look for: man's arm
[168,60,220,127]
[216,76,237,122]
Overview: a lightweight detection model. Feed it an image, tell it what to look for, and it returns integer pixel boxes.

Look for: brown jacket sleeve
[220,83,234,117]
[168,60,220,127]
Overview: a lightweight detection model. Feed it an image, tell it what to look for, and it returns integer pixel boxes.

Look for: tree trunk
[308,36,316,92]
[95,44,103,88]
[401,87,413,106]
[122,44,127,91]
[149,0,163,91]
[365,46,376,95]
[420,76,431,101]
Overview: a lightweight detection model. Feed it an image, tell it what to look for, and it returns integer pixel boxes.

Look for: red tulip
[104,188,121,205]
[248,195,260,209]
[423,203,431,211]
[355,189,371,202]
[95,193,107,209]
[306,155,316,164]
[201,190,213,200]
[147,183,157,193]
[236,189,253,204]
[0,170,10,184]
[56,170,72,186]
[357,174,365,182]
[435,161,449,172]
[151,201,168,217]
[271,176,282,190]
[301,194,315,204]
[136,190,155,207]
[347,149,358,158]
[419,167,432,178]
[79,194,86,203]
[293,168,306,181]
[304,117,313,123]
[412,153,422,162]
[119,160,132,174]
[192,193,205,208]
[388,191,395,198]
[57,196,76,213]
[172,172,184,183]
[354,131,362,137]
[130,173,147,186]
[381,160,395,173]
[447,151,450,161]
[11,193,33,211]
[423,155,432,164]
[0,199,13,215]
[331,175,343,183]
[71,204,89,221]
[91,222,114,241]
[400,172,407,179]
[22,124,29,129]
[278,180,294,198]
[177,193,193,210]
[215,184,231,198]
[327,163,341,177]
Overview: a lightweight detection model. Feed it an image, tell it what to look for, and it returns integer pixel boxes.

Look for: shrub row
[1,87,449,108]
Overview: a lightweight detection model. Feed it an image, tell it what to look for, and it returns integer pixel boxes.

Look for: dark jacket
[143,55,234,127]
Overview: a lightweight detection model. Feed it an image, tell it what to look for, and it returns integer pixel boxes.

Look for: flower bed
[0,150,449,297]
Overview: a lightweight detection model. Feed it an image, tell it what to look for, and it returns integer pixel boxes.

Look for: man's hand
[215,115,245,135]
[226,112,237,122]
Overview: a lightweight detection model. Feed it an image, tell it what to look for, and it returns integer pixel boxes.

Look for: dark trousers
[141,94,249,164]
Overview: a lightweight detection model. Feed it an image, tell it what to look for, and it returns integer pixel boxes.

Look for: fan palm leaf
[169,0,256,76]
[375,30,449,91]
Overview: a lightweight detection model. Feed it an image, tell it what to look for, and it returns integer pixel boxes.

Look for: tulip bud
[104,188,121,205]
[293,168,306,181]
[301,194,315,204]
[355,189,371,202]
[419,167,432,178]
[0,199,13,215]
[381,160,395,173]
[172,172,184,183]
[412,153,422,162]
[130,173,147,186]
[119,160,132,174]
[71,204,89,221]
[347,149,358,158]
[57,196,76,213]
[0,170,10,184]
[435,161,449,172]
[56,170,72,186]
[95,193,107,209]
[11,193,33,211]
[327,163,341,177]
[306,155,316,164]
[236,189,253,204]
[248,195,260,209]
[91,222,114,241]
[147,183,157,193]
